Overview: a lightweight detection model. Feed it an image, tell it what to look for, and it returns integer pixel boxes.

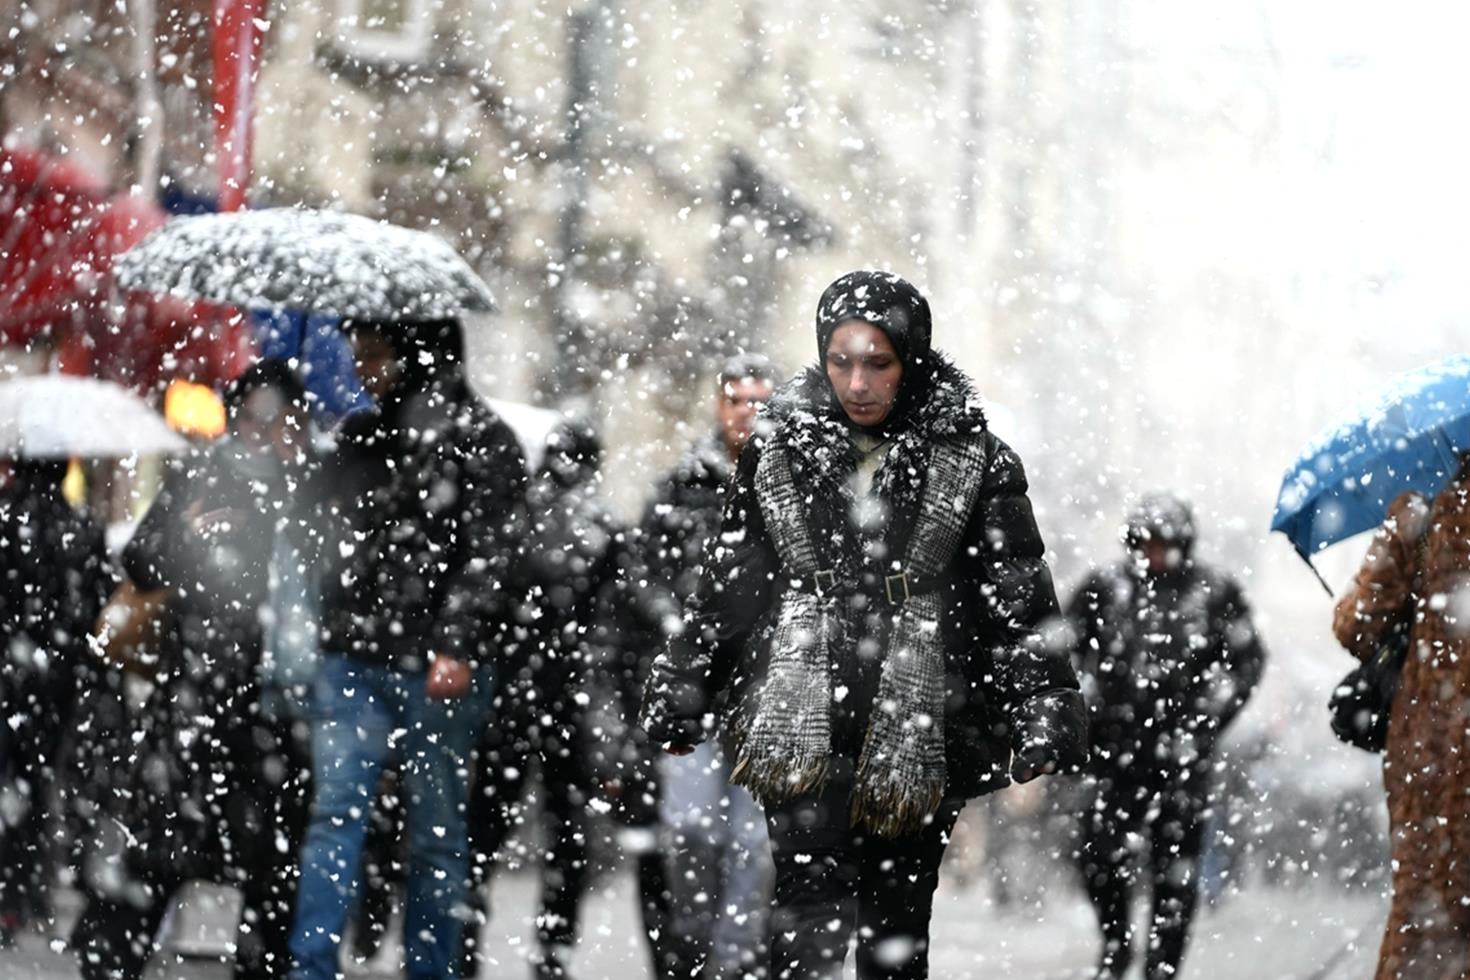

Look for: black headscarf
[814,270,935,433]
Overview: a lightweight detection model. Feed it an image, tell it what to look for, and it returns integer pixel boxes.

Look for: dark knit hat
[1124,493,1197,556]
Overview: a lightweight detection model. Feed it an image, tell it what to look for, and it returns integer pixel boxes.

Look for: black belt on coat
[783,566,946,605]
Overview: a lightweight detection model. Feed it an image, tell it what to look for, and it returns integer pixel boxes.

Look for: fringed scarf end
[730,750,831,804]
[848,780,946,839]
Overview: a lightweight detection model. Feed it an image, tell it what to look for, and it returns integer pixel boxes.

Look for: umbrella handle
[1302,553,1334,598]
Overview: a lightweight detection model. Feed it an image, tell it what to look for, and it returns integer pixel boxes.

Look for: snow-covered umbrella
[0,375,188,458]
[114,208,496,321]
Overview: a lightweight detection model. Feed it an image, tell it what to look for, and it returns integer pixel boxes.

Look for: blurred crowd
[0,276,1419,980]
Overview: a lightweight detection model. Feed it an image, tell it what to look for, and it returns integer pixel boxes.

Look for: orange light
[164,380,226,439]
[63,458,84,506]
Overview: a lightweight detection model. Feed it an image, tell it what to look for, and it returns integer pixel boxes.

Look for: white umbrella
[0,375,188,458]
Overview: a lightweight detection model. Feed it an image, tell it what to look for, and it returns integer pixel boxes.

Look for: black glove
[1009,688,1090,783]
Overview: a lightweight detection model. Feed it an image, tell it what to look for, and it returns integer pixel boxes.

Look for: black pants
[1077,761,1212,980]
[0,661,81,924]
[72,704,311,980]
[462,697,592,970]
[764,772,962,980]
[73,795,309,980]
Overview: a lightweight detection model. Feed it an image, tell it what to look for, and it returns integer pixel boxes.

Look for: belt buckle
[884,571,911,604]
[813,569,837,597]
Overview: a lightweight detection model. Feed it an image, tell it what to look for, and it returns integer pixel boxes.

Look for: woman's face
[825,320,903,427]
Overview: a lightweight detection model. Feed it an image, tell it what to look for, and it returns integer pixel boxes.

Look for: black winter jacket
[641,359,1086,801]
[1068,561,1265,771]
[580,437,733,822]
[0,463,111,669]
[638,435,731,617]
[318,381,527,673]
[113,441,321,885]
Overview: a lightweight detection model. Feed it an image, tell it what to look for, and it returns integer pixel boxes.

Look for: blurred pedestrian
[640,270,1088,980]
[0,454,111,943]
[290,317,526,980]
[461,417,622,980]
[72,359,320,980]
[1069,494,1265,980]
[1333,474,1470,979]
[637,352,777,980]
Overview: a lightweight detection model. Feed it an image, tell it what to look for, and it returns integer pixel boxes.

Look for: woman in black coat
[640,270,1087,980]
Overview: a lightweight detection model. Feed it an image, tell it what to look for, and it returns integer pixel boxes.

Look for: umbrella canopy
[0,375,188,459]
[1272,355,1470,559]
[114,208,496,321]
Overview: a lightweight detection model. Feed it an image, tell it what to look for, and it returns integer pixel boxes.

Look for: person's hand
[187,505,246,538]
[426,654,472,700]
[1010,745,1058,784]
[663,742,696,756]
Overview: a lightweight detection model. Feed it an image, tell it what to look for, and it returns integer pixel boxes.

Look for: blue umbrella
[1271,355,1470,589]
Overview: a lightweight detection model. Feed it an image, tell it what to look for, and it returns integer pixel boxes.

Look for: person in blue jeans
[295,657,494,978]
[291,317,527,980]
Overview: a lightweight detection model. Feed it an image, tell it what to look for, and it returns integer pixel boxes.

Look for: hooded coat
[318,320,527,672]
[640,273,1086,831]
[1069,561,1265,770]
[1334,482,1470,980]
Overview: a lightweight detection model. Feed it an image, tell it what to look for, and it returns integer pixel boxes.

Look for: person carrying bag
[1333,473,1470,979]
[1329,494,1430,753]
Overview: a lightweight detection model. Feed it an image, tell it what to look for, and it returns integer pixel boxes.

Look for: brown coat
[1335,483,1470,980]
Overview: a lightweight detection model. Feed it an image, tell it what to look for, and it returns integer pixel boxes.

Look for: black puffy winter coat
[0,460,111,672]
[317,378,527,673]
[112,440,321,885]
[641,358,1086,802]
[1068,561,1265,770]
[638,435,731,617]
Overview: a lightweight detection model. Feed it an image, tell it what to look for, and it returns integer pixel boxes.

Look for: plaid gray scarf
[729,431,990,837]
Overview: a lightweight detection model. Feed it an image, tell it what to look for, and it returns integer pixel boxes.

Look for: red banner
[212,0,267,212]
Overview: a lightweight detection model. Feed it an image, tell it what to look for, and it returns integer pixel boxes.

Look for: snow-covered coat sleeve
[1333,491,1429,662]
[965,435,1088,772]
[1206,575,1266,732]
[1063,571,1110,717]
[431,413,528,667]
[638,444,777,747]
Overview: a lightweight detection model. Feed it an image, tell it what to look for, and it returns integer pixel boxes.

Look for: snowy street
[0,864,1385,980]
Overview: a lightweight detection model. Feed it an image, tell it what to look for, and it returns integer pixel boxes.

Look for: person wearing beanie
[1068,493,1266,980]
[640,270,1088,980]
